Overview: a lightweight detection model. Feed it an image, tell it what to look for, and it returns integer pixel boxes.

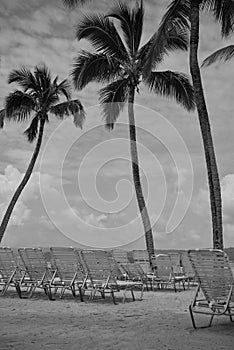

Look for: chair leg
[15,283,22,298]
[227,308,233,322]
[45,286,54,300]
[189,305,197,329]
[111,290,117,305]
[78,286,84,302]
[71,285,76,298]
[29,285,36,298]
[208,313,215,327]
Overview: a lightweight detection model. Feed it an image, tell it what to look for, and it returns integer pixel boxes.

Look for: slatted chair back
[121,263,146,281]
[50,247,85,282]
[0,247,21,282]
[230,261,234,275]
[108,255,125,280]
[80,250,115,286]
[131,250,152,273]
[18,247,51,283]
[153,254,173,278]
[0,247,22,297]
[167,252,181,274]
[181,251,195,279]
[188,249,234,303]
[111,250,129,264]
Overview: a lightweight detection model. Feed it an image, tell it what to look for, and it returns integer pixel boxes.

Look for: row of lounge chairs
[0,247,145,304]
[0,247,195,302]
[0,247,234,329]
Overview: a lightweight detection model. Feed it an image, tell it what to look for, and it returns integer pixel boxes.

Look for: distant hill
[155,248,234,261]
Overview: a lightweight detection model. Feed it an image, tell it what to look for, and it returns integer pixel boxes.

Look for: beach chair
[131,250,152,274]
[0,247,22,297]
[180,251,196,288]
[18,248,53,299]
[80,250,139,304]
[188,249,234,329]
[49,247,85,301]
[121,263,147,295]
[151,254,185,292]
[111,250,130,266]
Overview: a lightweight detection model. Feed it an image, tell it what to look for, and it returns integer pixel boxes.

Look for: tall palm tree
[145,0,234,250]
[71,1,195,260]
[0,64,85,243]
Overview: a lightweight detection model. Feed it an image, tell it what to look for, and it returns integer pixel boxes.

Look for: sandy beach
[0,288,233,350]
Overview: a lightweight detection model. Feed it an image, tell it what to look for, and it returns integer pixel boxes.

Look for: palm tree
[145,0,234,250]
[202,44,234,66]
[71,1,195,260]
[0,64,85,243]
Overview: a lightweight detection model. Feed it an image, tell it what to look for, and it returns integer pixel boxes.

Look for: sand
[0,288,233,350]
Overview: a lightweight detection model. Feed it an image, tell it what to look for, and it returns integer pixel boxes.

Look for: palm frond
[201,0,234,37]
[0,109,5,128]
[62,0,89,8]
[99,78,129,129]
[76,14,128,62]
[108,0,144,56]
[56,79,72,100]
[5,90,36,121]
[72,50,121,90]
[139,27,188,70]
[202,45,234,67]
[34,64,52,95]
[142,0,190,75]
[145,70,195,111]
[8,67,38,92]
[24,115,39,142]
[50,99,85,129]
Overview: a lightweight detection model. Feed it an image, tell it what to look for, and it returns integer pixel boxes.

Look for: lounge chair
[49,247,85,301]
[151,254,185,292]
[0,247,22,297]
[18,248,53,299]
[188,249,234,328]
[131,250,152,274]
[80,250,138,304]
[180,251,196,288]
[120,263,147,295]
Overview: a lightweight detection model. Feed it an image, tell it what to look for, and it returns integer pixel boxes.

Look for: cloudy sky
[0,0,234,250]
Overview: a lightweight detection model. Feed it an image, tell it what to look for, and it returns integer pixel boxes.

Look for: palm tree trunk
[190,0,223,249]
[128,84,155,260]
[0,118,46,243]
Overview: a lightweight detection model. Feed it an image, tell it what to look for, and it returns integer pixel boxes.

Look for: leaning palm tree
[0,64,85,243]
[71,1,195,260]
[144,0,234,250]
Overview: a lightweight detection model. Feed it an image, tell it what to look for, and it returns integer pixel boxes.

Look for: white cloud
[83,213,108,228]
[0,164,56,227]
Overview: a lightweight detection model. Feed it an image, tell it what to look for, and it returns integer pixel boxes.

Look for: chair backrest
[111,250,129,264]
[167,252,181,274]
[108,255,124,279]
[180,251,195,277]
[229,261,234,275]
[0,247,21,281]
[50,247,85,281]
[131,250,152,273]
[121,263,146,281]
[80,250,116,285]
[188,249,234,302]
[153,254,173,278]
[18,248,51,282]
